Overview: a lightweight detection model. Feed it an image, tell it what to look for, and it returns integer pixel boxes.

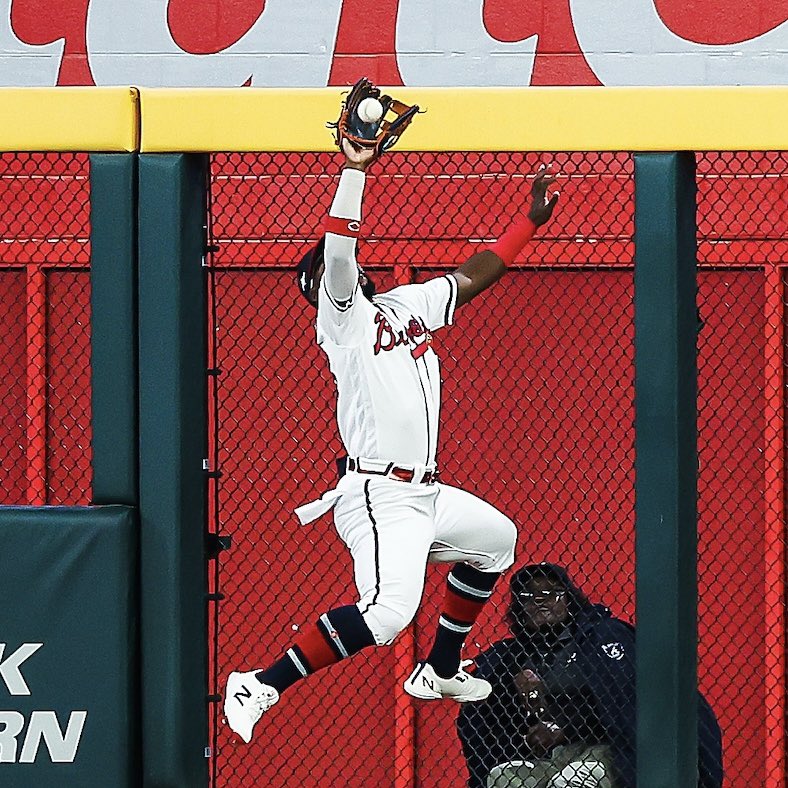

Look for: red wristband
[487,217,536,265]
[325,215,361,238]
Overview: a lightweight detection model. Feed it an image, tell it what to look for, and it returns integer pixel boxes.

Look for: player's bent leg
[429,483,517,573]
[412,485,517,689]
[359,596,419,646]
[226,478,439,739]
[338,476,436,646]
[224,604,376,743]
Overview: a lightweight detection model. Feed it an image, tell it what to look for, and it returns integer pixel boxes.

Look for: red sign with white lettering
[3,0,786,86]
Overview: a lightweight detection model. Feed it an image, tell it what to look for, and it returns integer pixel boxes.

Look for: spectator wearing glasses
[457,563,723,788]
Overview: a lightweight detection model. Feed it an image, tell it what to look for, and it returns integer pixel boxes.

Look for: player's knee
[358,597,418,646]
[483,514,517,573]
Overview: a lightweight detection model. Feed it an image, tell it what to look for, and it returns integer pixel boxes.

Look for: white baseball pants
[332,474,517,645]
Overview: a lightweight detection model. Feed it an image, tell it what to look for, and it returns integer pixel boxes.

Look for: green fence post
[138,154,208,788]
[89,153,139,505]
[634,151,698,788]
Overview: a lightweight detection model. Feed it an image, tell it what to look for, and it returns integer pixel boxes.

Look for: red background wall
[1,149,785,786]
[205,150,786,786]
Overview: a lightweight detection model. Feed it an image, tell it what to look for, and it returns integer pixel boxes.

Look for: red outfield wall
[1,150,786,786]
[205,151,786,786]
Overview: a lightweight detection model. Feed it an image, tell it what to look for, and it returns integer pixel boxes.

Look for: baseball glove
[328,77,420,156]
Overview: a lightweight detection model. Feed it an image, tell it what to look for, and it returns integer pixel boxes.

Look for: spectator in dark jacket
[457,563,723,788]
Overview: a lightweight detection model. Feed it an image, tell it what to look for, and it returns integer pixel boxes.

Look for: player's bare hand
[342,138,378,171]
[528,164,560,227]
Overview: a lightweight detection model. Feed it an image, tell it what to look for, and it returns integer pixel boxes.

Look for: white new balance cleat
[404,661,492,703]
[224,670,280,743]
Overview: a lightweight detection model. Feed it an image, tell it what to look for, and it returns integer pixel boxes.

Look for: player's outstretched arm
[322,140,378,305]
[452,165,559,308]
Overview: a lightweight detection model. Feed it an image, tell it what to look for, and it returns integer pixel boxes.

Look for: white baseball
[357,97,384,123]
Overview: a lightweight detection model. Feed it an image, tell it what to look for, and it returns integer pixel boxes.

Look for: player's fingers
[533,173,557,193]
[533,163,550,181]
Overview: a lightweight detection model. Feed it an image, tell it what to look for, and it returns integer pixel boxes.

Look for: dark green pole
[138,154,209,788]
[89,153,139,505]
[634,151,698,788]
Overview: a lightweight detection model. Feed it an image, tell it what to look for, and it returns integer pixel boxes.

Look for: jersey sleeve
[383,274,458,331]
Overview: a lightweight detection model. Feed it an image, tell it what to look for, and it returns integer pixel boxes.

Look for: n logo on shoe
[234,685,252,705]
[422,677,434,691]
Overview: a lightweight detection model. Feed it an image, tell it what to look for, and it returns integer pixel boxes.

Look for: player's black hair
[296,237,377,307]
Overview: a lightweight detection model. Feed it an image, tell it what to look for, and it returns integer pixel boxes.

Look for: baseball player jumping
[225,80,559,744]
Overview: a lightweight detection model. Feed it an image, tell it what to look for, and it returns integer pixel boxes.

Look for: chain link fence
[1,146,783,787]
[0,152,92,507]
[207,150,786,787]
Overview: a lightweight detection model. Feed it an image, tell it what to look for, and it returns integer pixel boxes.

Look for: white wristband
[330,168,366,221]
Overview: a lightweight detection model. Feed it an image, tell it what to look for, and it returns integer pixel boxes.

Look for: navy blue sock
[255,604,375,694]
[427,564,500,678]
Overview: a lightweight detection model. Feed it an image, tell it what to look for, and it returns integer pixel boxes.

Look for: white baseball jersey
[317,273,458,467]
[292,168,516,614]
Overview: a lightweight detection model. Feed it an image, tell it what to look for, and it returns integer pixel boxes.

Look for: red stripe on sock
[294,624,340,672]
[444,589,486,625]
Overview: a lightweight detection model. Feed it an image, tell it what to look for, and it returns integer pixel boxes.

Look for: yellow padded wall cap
[139,86,788,153]
[0,87,139,152]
